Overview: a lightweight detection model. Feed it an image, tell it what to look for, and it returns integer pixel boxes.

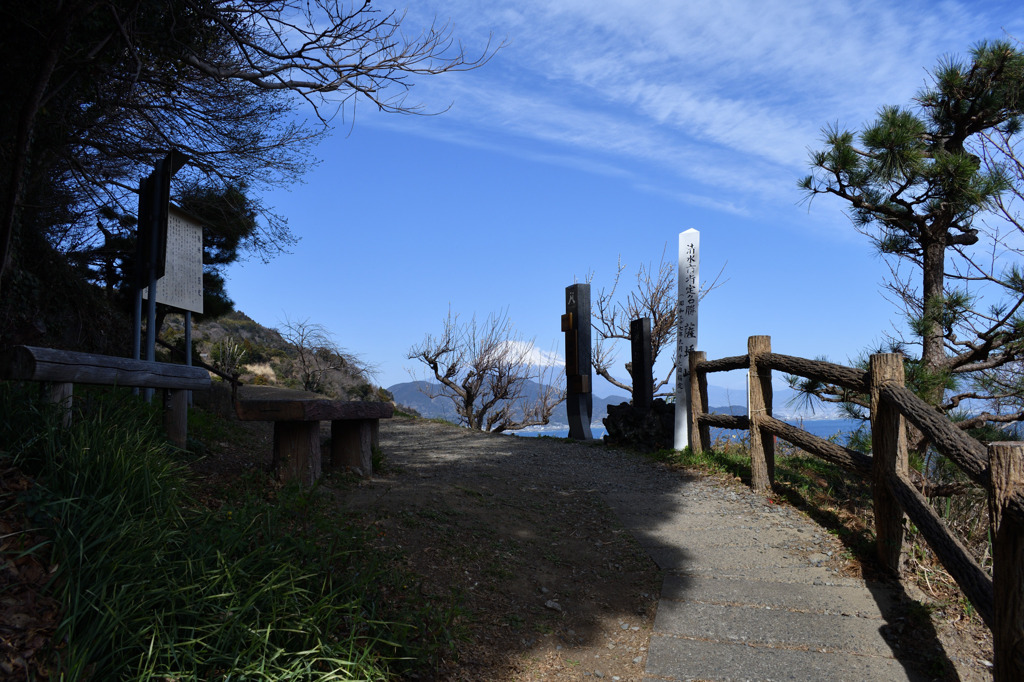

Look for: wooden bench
[0,345,211,448]
[233,386,394,485]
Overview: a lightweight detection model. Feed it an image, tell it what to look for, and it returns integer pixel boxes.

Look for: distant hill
[387,380,629,426]
[705,384,843,420]
[708,404,746,416]
[386,381,460,421]
[387,380,840,426]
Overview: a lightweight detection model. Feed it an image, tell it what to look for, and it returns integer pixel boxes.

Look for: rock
[545,600,562,612]
[602,399,675,451]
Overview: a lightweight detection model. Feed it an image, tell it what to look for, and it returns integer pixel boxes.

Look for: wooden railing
[687,336,1024,681]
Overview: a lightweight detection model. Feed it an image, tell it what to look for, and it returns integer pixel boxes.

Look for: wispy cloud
[375,0,1022,217]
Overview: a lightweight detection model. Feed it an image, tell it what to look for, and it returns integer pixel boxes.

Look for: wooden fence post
[630,318,653,411]
[989,442,1024,682]
[688,350,710,452]
[870,353,909,575]
[163,388,188,449]
[748,336,774,492]
[47,382,74,428]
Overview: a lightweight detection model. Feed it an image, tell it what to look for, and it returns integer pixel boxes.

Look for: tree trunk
[920,235,947,406]
[0,1,100,294]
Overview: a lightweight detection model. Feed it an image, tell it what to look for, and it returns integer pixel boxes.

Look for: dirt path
[337,417,664,680]
[331,417,990,681]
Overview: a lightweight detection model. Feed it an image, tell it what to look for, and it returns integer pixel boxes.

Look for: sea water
[511,417,864,445]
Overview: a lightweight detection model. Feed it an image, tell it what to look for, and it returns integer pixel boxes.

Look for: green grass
[0,384,463,680]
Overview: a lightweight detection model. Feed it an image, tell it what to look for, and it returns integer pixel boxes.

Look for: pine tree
[801,40,1024,434]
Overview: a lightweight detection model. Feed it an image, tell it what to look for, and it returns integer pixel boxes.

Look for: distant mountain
[387,380,841,426]
[708,404,746,416]
[387,381,460,422]
[704,384,843,420]
[387,380,629,426]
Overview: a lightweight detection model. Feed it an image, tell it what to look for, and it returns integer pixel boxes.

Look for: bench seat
[233,386,393,485]
[1,344,210,447]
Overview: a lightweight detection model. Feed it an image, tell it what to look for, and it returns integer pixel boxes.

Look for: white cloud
[373,0,1021,219]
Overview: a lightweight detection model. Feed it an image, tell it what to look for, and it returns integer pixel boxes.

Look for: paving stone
[645,635,914,682]
[660,573,895,619]
[653,599,894,656]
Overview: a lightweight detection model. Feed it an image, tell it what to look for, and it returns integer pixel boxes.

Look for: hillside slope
[163,311,386,401]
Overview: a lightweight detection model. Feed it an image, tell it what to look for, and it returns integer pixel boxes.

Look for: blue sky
[224,0,1024,394]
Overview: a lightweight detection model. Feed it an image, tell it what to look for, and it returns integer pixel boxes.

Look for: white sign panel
[674,229,699,450]
[142,205,204,313]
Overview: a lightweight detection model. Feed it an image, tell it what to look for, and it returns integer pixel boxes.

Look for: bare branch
[408,309,566,432]
[278,315,366,395]
[590,247,726,395]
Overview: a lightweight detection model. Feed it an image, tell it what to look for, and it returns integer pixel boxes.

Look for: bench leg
[273,421,322,486]
[163,388,188,449]
[46,382,74,428]
[330,419,376,478]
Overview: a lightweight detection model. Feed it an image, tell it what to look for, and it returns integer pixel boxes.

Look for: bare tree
[278,317,366,394]
[590,248,727,395]
[0,0,499,292]
[408,310,565,433]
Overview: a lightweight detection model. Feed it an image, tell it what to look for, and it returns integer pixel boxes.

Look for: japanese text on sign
[142,205,203,313]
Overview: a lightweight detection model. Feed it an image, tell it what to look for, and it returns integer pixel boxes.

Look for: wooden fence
[687,336,1024,681]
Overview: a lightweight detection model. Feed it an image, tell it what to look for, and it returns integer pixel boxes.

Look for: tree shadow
[770,479,961,681]
[330,418,965,680]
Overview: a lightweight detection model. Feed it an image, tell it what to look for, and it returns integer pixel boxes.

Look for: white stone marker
[674,229,699,450]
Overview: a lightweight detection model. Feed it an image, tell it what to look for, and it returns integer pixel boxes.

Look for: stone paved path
[368,418,941,681]
[603,479,924,681]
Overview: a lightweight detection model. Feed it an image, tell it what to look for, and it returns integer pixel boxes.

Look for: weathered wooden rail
[687,336,1024,681]
[1,345,211,448]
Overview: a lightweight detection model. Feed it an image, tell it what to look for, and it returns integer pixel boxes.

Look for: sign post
[674,229,699,450]
[133,151,190,399]
[141,204,204,404]
[562,283,593,440]
[630,317,653,411]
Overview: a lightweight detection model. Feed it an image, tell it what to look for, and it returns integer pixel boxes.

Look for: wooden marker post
[563,283,593,440]
[630,317,653,412]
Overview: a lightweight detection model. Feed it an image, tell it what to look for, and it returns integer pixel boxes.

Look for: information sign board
[142,205,203,313]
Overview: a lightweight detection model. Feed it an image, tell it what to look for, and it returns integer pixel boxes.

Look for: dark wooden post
[331,420,374,478]
[630,317,653,411]
[989,441,1024,681]
[688,350,710,453]
[163,388,188,449]
[272,421,322,486]
[748,336,774,492]
[870,353,909,575]
[563,283,593,440]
